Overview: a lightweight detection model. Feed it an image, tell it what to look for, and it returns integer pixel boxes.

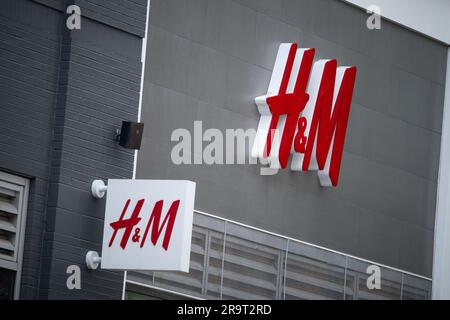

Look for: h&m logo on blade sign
[101,180,195,272]
[252,43,357,187]
[108,198,180,251]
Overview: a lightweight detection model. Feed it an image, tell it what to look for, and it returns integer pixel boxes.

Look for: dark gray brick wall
[35,0,147,37]
[0,0,62,299]
[0,0,147,299]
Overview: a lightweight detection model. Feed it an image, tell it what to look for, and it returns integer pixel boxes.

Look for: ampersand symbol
[132,228,141,243]
[294,117,308,153]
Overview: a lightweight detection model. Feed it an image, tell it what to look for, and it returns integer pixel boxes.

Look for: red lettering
[265,45,315,168]
[109,199,144,249]
[301,62,357,186]
[140,199,180,251]
[294,117,308,153]
[255,42,357,187]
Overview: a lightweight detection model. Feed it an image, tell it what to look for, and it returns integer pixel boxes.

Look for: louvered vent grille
[0,170,29,296]
[0,181,23,262]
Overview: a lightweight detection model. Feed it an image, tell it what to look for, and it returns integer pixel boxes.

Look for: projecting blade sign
[100,179,196,272]
[252,43,357,187]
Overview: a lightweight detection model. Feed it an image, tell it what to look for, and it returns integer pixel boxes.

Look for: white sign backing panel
[100,179,196,272]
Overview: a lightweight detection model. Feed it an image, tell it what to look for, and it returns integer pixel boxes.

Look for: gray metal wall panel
[137,0,447,277]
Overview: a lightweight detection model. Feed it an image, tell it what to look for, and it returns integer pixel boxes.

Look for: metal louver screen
[284,253,346,299]
[0,181,22,262]
[0,172,28,271]
[126,212,432,300]
[401,274,432,300]
[220,223,286,300]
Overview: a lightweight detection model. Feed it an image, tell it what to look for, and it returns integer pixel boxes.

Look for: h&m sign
[253,43,357,187]
[101,180,196,271]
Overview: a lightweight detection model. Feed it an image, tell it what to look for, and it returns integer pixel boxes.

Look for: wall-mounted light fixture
[86,251,101,270]
[87,179,108,270]
[115,121,144,150]
[91,179,107,199]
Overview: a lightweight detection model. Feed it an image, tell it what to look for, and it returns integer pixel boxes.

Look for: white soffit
[342,0,450,45]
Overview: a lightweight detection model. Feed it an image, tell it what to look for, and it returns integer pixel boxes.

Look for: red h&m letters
[109,198,180,251]
[252,43,357,187]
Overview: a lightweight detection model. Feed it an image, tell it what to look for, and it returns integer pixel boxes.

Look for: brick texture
[0,0,147,299]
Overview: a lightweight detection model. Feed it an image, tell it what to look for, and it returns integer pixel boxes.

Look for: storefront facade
[127,0,447,299]
[0,0,449,300]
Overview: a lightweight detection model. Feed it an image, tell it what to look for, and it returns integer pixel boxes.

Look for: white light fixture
[87,180,106,270]
[86,251,102,270]
[91,180,107,199]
